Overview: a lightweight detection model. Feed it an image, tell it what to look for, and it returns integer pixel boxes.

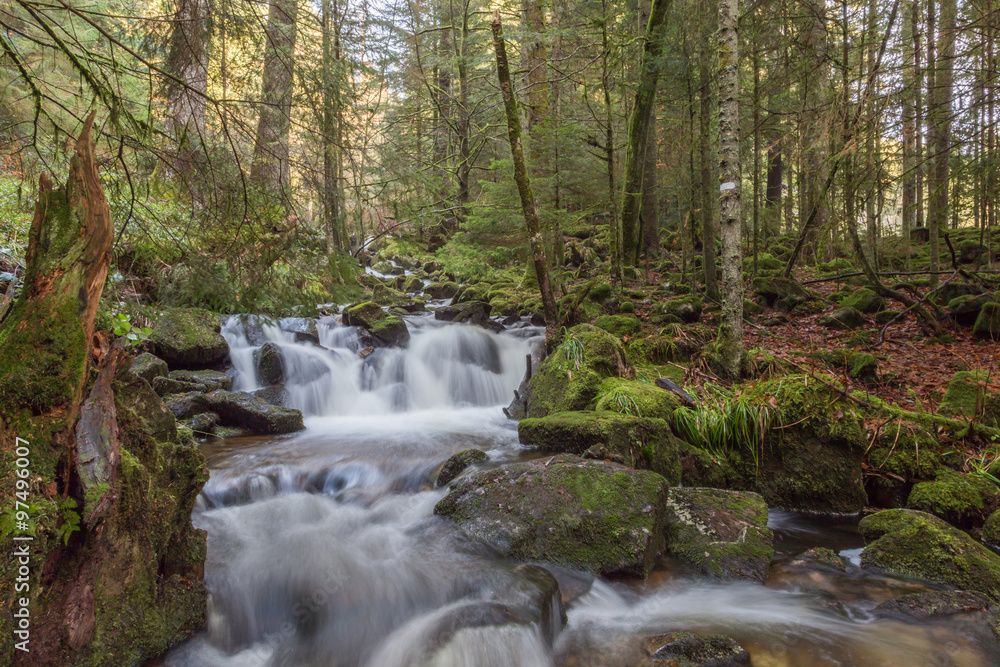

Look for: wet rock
[185,412,219,436]
[169,369,232,391]
[663,488,774,583]
[435,449,489,487]
[859,509,1000,601]
[163,391,210,420]
[130,352,169,384]
[434,455,670,577]
[151,375,208,397]
[874,591,993,620]
[252,384,290,407]
[984,509,1000,547]
[279,317,320,344]
[518,411,681,485]
[646,632,751,666]
[203,390,305,435]
[818,307,866,330]
[343,301,410,348]
[254,341,285,385]
[791,547,847,570]
[906,469,999,529]
[593,378,686,420]
[392,274,423,294]
[149,307,230,368]
[526,324,629,418]
[435,301,493,328]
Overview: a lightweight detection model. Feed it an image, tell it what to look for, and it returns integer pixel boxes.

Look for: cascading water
[165,312,998,667]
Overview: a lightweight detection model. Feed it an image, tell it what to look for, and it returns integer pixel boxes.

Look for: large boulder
[906,469,999,529]
[594,314,642,338]
[741,375,868,513]
[948,293,993,327]
[424,280,460,300]
[434,448,489,487]
[518,411,681,485]
[151,375,207,397]
[129,352,169,384]
[526,324,629,418]
[840,287,884,313]
[973,302,1000,340]
[818,307,866,330]
[938,370,1000,428]
[662,488,774,583]
[859,509,1000,602]
[149,307,229,368]
[343,301,410,348]
[434,456,670,577]
[202,390,305,435]
[752,276,811,311]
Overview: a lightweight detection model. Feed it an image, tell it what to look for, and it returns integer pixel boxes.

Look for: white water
[166,312,997,667]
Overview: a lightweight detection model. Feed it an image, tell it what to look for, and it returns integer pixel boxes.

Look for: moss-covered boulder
[434,456,670,577]
[645,632,752,666]
[424,280,460,300]
[948,293,993,327]
[906,469,999,529]
[752,276,810,311]
[343,301,410,348]
[656,295,703,323]
[433,301,492,328]
[434,448,489,487]
[130,352,169,384]
[663,488,773,583]
[743,375,868,512]
[592,378,683,420]
[818,307,866,330]
[983,509,1000,547]
[168,369,232,391]
[594,314,642,338]
[973,302,1000,340]
[859,509,1000,601]
[253,341,285,386]
[807,348,879,383]
[149,307,229,368]
[938,370,1000,428]
[393,274,424,294]
[518,411,681,484]
[202,390,305,434]
[526,324,629,418]
[678,440,744,490]
[163,391,210,420]
[864,426,943,509]
[151,375,208,396]
[840,288,885,313]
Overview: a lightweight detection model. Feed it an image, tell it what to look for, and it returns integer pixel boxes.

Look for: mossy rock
[743,299,764,317]
[115,369,179,443]
[818,307,866,330]
[663,488,773,583]
[948,294,993,327]
[344,301,411,348]
[202,390,305,435]
[807,348,879,383]
[874,590,994,621]
[973,302,1000,340]
[840,288,884,314]
[752,276,810,312]
[130,352,169,384]
[392,274,423,294]
[859,509,1000,602]
[169,369,232,391]
[434,449,489,487]
[906,469,999,529]
[677,440,745,490]
[526,324,629,418]
[865,426,944,509]
[589,282,614,305]
[819,257,854,274]
[434,456,670,577]
[745,252,783,273]
[453,283,491,304]
[592,378,682,421]
[253,341,285,386]
[938,370,1000,428]
[875,309,901,325]
[623,335,676,366]
[594,314,642,338]
[983,509,1000,547]
[151,375,207,396]
[742,374,868,512]
[518,411,681,484]
[656,295,703,323]
[645,632,751,665]
[618,300,636,314]
[424,280,460,300]
[148,307,229,368]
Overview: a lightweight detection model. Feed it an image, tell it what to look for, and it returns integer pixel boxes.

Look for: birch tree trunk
[717,0,743,380]
[491,11,559,348]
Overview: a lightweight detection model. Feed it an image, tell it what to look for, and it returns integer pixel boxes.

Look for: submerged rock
[874,591,994,620]
[149,306,230,368]
[859,509,1000,601]
[662,488,774,583]
[434,455,670,577]
[518,411,681,485]
[646,632,751,666]
[203,390,305,435]
[526,324,629,418]
[435,448,489,487]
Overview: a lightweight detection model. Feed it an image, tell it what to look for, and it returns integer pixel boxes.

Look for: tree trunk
[927,0,956,284]
[699,10,720,301]
[620,0,673,264]
[491,11,559,348]
[322,0,343,254]
[799,0,830,265]
[602,0,623,285]
[165,0,211,172]
[717,0,743,380]
[251,0,299,206]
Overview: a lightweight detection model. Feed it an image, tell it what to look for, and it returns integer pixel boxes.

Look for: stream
[162,311,998,667]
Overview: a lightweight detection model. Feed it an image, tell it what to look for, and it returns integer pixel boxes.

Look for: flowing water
[163,313,998,667]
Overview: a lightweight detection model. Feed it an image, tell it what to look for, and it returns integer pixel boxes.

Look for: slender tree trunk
[800,0,830,265]
[620,0,673,264]
[251,0,299,206]
[165,0,211,171]
[928,0,955,284]
[699,10,720,300]
[602,0,623,285]
[491,11,558,347]
[639,0,660,259]
[901,0,917,243]
[717,0,743,380]
[322,0,343,254]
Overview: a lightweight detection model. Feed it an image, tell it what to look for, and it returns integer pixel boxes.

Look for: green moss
[148,307,229,368]
[592,378,681,421]
[939,370,1000,427]
[839,288,884,313]
[906,469,997,528]
[594,314,642,338]
[973,302,1000,340]
[859,509,1000,601]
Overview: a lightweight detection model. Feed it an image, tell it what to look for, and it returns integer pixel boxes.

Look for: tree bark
[491,11,559,348]
[927,0,956,284]
[699,9,720,300]
[165,0,211,172]
[717,0,743,380]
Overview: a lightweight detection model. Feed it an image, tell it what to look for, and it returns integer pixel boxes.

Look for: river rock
[343,301,410,348]
[663,488,774,583]
[185,412,219,436]
[518,411,681,485]
[203,390,305,435]
[525,324,629,418]
[163,391,209,420]
[646,632,752,666]
[434,301,492,328]
[906,469,999,529]
[425,281,460,300]
[254,341,285,385]
[152,375,208,397]
[149,307,230,368]
[435,449,489,487]
[280,317,320,344]
[169,369,233,391]
[130,352,169,384]
[252,384,290,407]
[859,509,1000,601]
[434,455,669,577]
[874,591,994,620]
